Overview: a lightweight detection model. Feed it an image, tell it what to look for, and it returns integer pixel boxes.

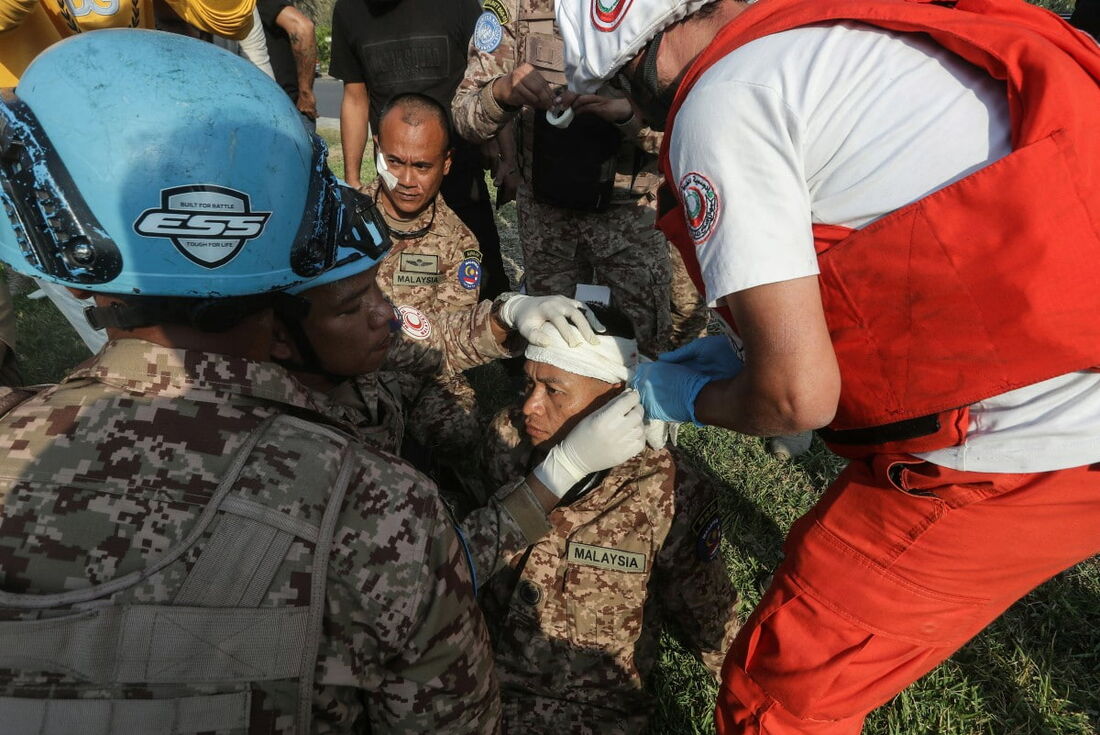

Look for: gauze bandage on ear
[525,327,637,384]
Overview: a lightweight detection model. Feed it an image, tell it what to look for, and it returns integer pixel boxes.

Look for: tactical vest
[516,0,659,209]
[0,401,357,734]
[657,0,1100,457]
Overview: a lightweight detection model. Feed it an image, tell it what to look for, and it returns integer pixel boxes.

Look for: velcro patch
[483,0,510,24]
[396,272,444,286]
[567,542,646,573]
[459,258,482,290]
[399,252,440,274]
[696,516,722,562]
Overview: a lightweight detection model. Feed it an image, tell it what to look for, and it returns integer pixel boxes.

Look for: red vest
[657,0,1100,457]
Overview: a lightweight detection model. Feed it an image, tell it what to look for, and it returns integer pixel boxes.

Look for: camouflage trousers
[518,186,688,355]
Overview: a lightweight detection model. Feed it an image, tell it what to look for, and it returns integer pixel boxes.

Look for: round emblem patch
[590,0,635,32]
[696,516,722,562]
[458,258,482,290]
[473,11,503,53]
[679,171,721,244]
[396,305,432,340]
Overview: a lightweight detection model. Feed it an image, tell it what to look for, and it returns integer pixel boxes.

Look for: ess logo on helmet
[133,185,271,269]
[590,0,634,32]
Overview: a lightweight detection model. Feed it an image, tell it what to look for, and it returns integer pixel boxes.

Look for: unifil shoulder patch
[566,542,646,573]
[474,11,504,53]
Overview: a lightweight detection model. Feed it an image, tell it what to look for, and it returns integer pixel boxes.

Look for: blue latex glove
[659,335,744,380]
[629,360,713,425]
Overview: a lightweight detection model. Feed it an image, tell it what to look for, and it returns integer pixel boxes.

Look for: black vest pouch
[531,111,621,212]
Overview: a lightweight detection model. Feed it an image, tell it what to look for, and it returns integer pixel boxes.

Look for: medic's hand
[635,356,677,448]
[498,294,606,347]
[659,335,744,380]
[493,63,558,110]
[533,390,646,497]
[570,94,634,124]
[629,360,713,425]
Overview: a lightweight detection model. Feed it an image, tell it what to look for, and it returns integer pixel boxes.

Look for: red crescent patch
[590,0,635,32]
[679,171,721,245]
[397,305,432,340]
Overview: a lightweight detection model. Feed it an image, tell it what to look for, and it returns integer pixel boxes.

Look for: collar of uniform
[365,178,438,238]
[575,445,671,508]
[66,338,336,416]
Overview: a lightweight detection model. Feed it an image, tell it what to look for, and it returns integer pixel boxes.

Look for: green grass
[9,125,1098,735]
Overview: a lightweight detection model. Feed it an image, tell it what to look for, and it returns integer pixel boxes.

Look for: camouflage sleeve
[458,408,551,581]
[384,298,521,377]
[651,453,741,680]
[451,0,520,143]
[325,452,501,733]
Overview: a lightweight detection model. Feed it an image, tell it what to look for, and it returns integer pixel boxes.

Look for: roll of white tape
[545,107,575,129]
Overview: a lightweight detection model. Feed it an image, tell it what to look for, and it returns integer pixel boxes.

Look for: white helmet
[556,0,719,94]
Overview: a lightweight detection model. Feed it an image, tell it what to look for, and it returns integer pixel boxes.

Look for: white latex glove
[498,294,606,347]
[533,390,646,497]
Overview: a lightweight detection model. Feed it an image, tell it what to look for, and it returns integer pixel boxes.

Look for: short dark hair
[584,301,636,341]
[377,92,452,151]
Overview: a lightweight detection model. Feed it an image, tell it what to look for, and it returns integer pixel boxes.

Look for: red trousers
[716,455,1100,734]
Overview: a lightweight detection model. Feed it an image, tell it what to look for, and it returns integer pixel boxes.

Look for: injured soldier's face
[375,108,452,220]
[277,265,398,379]
[522,360,623,448]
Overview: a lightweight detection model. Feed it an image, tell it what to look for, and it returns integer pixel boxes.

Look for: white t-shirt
[669,22,1100,472]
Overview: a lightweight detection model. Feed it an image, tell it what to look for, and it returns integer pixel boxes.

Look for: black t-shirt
[1071,0,1100,38]
[259,0,299,102]
[328,0,481,132]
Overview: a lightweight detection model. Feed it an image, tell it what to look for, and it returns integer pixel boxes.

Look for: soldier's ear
[442,147,453,177]
[270,317,297,362]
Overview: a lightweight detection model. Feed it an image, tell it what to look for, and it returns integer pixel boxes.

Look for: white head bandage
[525,327,638,384]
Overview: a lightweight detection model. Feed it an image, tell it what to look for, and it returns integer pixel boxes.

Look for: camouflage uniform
[464,407,741,734]
[0,338,501,734]
[451,0,707,355]
[369,180,486,463]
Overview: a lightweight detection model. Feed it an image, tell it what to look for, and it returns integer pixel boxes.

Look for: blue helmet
[0,29,389,298]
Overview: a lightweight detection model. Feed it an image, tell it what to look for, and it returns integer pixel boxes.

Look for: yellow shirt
[0,0,255,86]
